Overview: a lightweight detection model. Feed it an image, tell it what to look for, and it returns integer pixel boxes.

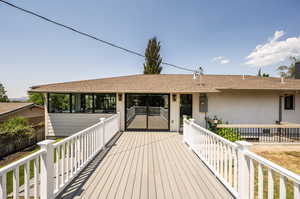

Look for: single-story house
[0,102,44,125]
[29,70,300,138]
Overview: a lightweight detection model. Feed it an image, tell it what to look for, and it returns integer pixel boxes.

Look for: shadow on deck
[57,132,234,199]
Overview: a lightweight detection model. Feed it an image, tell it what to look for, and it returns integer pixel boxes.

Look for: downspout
[279,95,282,124]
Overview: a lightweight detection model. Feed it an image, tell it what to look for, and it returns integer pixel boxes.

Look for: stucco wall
[170,93,180,131]
[282,93,300,123]
[47,113,112,137]
[117,93,125,131]
[204,93,279,124]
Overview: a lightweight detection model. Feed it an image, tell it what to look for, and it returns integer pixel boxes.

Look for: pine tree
[0,83,9,102]
[257,68,262,77]
[143,37,163,74]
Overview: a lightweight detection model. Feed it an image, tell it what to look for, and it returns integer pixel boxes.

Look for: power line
[0,0,196,72]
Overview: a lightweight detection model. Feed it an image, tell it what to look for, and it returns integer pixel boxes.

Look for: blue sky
[1,0,300,98]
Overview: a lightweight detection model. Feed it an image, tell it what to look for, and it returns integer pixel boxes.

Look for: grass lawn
[253,151,300,199]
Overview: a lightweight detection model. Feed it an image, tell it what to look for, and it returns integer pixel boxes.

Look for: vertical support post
[182,116,188,143]
[44,93,48,139]
[236,141,252,199]
[117,111,121,132]
[38,140,55,199]
[100,118,106,149]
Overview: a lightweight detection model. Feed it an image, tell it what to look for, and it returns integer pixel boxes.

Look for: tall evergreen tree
[143,37,163,74]
[257,68,262,77]
[0,83,9,102]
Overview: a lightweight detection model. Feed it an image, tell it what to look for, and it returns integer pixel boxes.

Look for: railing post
[236,141,252,199]
[38,140,55,199]
[100,118,106,149]
[183,116,188,143]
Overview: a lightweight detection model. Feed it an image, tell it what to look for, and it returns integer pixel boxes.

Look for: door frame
[125,93,170,131]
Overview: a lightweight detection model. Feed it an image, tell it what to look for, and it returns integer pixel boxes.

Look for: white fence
[184,119,300,199]
[0,113,120,199]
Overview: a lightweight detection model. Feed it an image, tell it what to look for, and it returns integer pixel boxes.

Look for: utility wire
[0,0,196,72]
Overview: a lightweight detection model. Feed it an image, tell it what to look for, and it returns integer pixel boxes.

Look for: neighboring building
[29,73,300,138]
[0,102,44,125]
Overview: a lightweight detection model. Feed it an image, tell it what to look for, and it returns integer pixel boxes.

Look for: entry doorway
[125,94,170,131]
[180,94,193,127]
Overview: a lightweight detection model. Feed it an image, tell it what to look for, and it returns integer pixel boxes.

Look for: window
[48,93,116,113]
[71,94,94,113]
[94,94,116,113]
[48,93,71,113]
[284,95,295,110]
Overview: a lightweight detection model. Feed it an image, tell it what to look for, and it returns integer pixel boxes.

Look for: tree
[277,56,299,78]
[257,68,270,77]
[143,37,163,74]
[0,83,9,102]
[28,93,44,105]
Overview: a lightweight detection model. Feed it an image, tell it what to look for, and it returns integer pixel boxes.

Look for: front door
[180,94,193,127]
[125,94,170,131]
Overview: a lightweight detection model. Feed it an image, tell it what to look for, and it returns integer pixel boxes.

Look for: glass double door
[125,94,170,131]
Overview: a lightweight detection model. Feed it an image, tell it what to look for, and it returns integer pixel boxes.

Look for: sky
[0,0,300,98]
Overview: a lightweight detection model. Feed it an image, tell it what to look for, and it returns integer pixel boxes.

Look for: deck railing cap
[38,139,55,147]
[235,140,252,150]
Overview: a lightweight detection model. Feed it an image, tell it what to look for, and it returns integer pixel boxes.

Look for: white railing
[183,118,300,199]
[0,113,120,199]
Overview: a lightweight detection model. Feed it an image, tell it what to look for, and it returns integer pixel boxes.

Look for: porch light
[172,94,177,102]
[118,93,122,101]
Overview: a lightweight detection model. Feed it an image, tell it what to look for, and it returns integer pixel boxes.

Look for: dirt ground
[251,144,300,175]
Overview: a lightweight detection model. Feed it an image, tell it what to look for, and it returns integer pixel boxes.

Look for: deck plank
[59,132,234,199]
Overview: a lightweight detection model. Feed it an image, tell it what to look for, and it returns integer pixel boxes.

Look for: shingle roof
[29,74,300,93]
[0,103,34,116]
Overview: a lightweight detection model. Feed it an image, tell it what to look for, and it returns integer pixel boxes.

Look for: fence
[0,113,120,199]
[184,119,300,199]
[217,124,300,143]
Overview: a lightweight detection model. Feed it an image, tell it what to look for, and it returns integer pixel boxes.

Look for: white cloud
[212,56,230,64]
[245,30,300,67]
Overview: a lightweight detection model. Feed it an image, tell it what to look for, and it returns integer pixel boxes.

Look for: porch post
[38,140,55,199]
[236,141,252,199]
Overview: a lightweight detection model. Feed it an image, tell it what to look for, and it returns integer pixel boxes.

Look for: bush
[216,128,241,142]
[0,117,34,138]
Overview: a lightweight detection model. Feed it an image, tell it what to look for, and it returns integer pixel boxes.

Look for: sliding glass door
[125,94,170,131]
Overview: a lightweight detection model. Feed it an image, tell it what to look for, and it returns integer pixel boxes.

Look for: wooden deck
[58,132,233,199]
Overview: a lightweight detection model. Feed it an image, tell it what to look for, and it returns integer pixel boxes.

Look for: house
[29,70,300,138]
[0,102,44,125]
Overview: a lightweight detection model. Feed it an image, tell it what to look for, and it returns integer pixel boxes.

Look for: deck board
[58,132,234,199]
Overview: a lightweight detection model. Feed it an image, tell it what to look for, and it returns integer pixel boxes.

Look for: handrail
[245,150,300,184]
[0,149,45,175]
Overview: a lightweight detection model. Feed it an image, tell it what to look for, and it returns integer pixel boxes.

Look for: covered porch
[58,132,233,199]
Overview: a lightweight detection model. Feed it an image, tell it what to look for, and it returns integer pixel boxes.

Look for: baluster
[279,175,286,199]
[70,140,73,177]
[65,142,69,182]
[224,145,228,182]
[13,167,19,199]
[249,159,254,199]
[24,162,30,199]
[233,149,238,190]
[268,169,274,199]
[61,144,65,186]
[56,147,60,190]
[228,147,232,186]
[0,173,7,199]
[294,182,300,199]
[258,163,264,199]
[34,158,39,199]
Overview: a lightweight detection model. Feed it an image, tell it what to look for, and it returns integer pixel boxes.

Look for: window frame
[284,95,295,110]
[47,93,117,114]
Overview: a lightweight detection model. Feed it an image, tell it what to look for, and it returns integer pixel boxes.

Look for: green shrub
[216,128,241,142]
[0,117,34,138]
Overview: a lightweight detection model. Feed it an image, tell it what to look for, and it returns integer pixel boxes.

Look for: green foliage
[143,37,163,74]
[0,117,34,138]
[206,115,241,142]
[257,68,270,77]
[216,128,241,142]
[277,56,299,78]
[0,83,9,102]
[28,93,44,105]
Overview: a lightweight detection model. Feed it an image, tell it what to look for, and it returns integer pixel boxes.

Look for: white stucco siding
[192,93,206,127]
[47,113,112,137]
[282,94,300,123]
[117,93,125,131]
[205,93,279,124]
